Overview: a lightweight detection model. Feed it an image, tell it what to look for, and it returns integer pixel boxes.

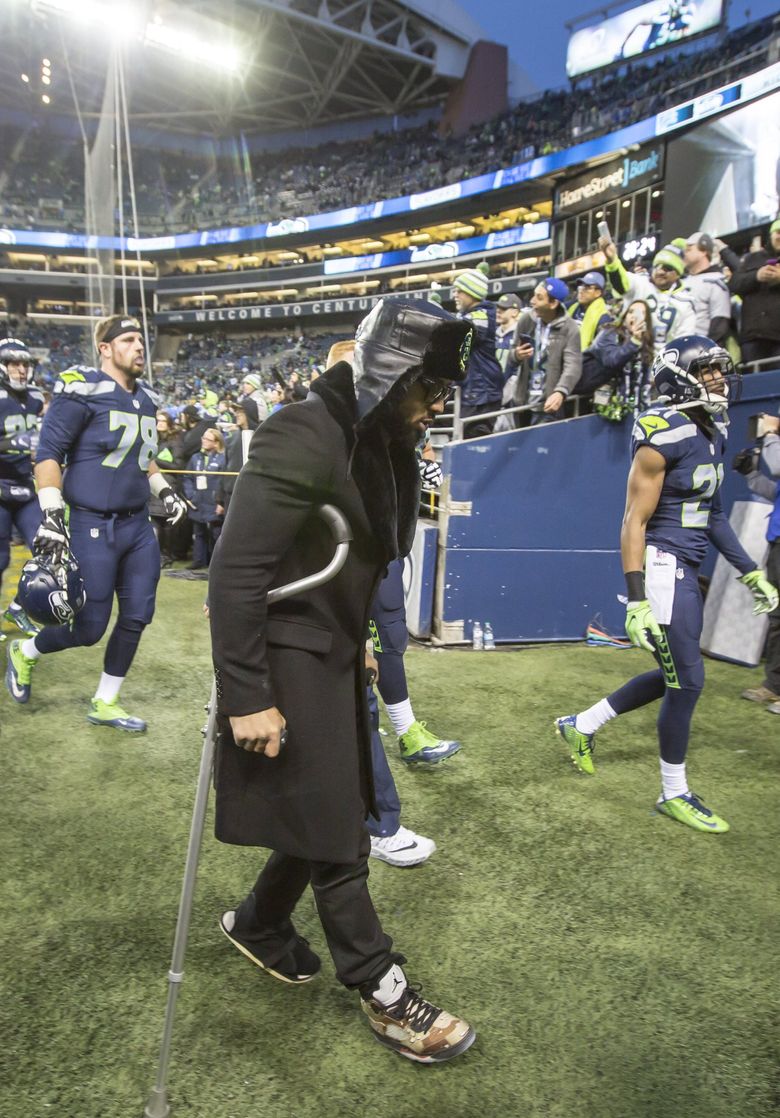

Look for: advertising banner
[155,276,533,326]
[554,143,664,217]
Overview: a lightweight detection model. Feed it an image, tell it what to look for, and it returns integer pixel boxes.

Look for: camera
[746,414,775,441]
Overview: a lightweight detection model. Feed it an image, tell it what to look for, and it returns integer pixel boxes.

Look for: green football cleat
[87,698,147,734]
[398,721,461,766]
[655,791,729,833]
[555,715,595,774]
[5,639,37,704]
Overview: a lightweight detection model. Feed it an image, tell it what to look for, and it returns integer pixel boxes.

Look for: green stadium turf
[1,574,778,1118]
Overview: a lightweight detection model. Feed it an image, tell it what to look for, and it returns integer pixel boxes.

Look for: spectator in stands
[452,268,504,438]
[574,299,653,417]
[601,236,696,354]
[681,232,732,345]
[520,278,582,423]
[727,218,780,367]
[494,293,522,374]
[568,272,611,350]
[150,410,183,567]
[268,384,288,414]
[216,398,260,518]
[239,372,270,422]
[183,428,226,570]
[175,404,213,470]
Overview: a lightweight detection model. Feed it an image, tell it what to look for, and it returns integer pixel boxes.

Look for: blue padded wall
[437,368,780,643]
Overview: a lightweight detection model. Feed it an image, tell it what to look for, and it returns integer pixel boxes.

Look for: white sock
[386,699,415,736]
[660,760,689,801]
[21,638,41,660]
[575,698,617,735]
[368,963,408,1007]
[94,673,124,703]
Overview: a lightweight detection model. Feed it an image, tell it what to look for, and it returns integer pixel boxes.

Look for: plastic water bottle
[484,622,496,650]
[472,620,483,651]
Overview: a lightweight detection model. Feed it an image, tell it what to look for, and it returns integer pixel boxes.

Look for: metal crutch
[144,504,352,1118]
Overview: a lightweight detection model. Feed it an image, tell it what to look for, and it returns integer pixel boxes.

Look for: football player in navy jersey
[556,336,778,833]
[0,338,45,634]
[5,315,186,730]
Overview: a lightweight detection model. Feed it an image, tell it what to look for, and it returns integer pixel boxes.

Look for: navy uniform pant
[0,493,40,593]
[608,563,704,764]
[365,685,401,838]
[36,507,159,676]
[370,558,409,706]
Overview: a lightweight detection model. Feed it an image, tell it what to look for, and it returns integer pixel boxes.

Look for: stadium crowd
[0,14,772,236]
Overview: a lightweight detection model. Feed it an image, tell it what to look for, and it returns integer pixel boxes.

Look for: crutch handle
[267,503,352,605]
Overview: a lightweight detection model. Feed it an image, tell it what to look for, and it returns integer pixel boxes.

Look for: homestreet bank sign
[155,277,527,325]
[554,142,665,218]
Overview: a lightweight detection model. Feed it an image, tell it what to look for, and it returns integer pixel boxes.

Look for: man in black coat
[728,218,780,366]
[208,300,476,1065]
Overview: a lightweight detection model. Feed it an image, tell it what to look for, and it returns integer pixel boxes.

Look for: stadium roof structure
[0,0,490,135]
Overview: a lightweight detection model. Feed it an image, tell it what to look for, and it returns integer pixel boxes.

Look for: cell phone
[516,333,534,348]
[766,258,778,266]
[597,220,613,244]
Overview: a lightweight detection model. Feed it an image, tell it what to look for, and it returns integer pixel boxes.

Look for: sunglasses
[416,376,454,405]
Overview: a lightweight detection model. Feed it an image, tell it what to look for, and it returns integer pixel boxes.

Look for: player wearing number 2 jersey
[556,337,778,833]
[5,316,186,731]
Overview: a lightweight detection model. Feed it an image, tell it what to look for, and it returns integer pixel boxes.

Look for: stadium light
[21,73,29,82]
[144,19,242,72]
[30,1,242,72]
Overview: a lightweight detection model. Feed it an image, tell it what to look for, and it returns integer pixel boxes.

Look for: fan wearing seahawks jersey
[600,236,696,356]
[0,338,44,634]
[556,337,778,833]
[5,315,186,730]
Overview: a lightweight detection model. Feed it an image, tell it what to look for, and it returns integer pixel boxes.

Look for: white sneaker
[369,826,436,867]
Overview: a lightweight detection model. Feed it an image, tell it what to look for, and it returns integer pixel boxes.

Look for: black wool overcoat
[208,362,421,862]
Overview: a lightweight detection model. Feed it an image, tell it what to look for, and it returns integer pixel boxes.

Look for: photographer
[738,410,780,713]
[728,219,780,367]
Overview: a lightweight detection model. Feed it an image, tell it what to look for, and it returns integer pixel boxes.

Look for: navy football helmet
[17,556,86,626]
[0,337,35,391]
[651,336,740,415]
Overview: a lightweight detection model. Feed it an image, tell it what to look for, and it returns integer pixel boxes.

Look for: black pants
[232,829,394,989]
[461,401,500,439]
[741,339,780,366]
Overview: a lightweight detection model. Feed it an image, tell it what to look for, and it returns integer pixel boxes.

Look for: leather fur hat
[352,298,473,419]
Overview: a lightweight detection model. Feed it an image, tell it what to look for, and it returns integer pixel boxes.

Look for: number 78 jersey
[37,365,160,513]
[631,405,729,568]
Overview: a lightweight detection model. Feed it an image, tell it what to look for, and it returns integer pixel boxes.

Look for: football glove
[9,430,39,454]
[739,569,779,615]
[418,458,443,490]
[625,599,662,652]
[160,486,188,526]
[33,507,70,567]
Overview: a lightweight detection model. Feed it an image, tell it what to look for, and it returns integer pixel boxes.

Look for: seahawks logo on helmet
[18,556,86,627]
[651,335,740,416]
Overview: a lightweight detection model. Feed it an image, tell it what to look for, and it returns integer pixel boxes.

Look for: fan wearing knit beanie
[598,231,696,356]
[451,265,505,439]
